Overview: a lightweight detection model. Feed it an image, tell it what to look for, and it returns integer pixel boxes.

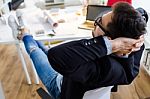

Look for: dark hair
[106,2,147,39]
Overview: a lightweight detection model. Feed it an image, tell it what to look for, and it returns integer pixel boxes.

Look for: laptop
[78,5,112,30]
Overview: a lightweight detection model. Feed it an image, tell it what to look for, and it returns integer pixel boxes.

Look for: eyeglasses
[94,17,110,36]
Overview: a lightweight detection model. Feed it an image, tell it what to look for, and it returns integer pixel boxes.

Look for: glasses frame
[94,17,110,36]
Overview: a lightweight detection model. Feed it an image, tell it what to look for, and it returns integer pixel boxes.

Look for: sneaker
[8,15,20,40]
[16,10,31,40]
[16,10,25,29]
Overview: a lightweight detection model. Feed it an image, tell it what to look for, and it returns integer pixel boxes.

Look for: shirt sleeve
[103,36,129,58]
[48,36,108,76]
[103,36,112,55]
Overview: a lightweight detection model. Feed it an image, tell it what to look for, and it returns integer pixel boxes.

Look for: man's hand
[114,49,132,56]
[111,35,144,54]
[133,35,144,52]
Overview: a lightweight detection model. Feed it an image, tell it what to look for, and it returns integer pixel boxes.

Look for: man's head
[93,2,147,39]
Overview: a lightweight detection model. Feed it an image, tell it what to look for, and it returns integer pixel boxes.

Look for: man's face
[92,11,112,37]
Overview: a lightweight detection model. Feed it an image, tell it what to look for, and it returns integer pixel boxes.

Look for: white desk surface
[0,6,92,44]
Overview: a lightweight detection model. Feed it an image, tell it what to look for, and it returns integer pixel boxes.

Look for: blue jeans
[23,35,63,99]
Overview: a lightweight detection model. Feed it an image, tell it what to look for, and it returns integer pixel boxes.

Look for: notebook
[78,5,112,30]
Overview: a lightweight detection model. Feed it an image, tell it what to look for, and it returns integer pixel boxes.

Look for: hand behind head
[112,36,144,53]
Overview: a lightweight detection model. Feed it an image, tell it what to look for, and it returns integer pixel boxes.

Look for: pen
[52,29,56,34]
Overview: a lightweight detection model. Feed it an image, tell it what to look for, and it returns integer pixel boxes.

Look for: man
[8,2,147,99]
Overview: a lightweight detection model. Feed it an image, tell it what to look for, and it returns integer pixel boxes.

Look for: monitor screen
[86,5,112,21]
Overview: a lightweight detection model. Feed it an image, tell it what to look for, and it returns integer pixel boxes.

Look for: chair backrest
[37,86,113,99]
[83,86,113,99]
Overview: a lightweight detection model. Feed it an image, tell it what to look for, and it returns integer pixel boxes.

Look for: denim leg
[36,40,49,55]
[23,35,61,99]
[35,40,63,92]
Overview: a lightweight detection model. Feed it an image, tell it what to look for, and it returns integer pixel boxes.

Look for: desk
[0,6,92,84]
[19,6,92,40]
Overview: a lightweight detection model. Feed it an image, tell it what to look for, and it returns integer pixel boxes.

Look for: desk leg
[16,44,32,84]
[30,60,40,84]
[0,81,5,99]
[22,45,40,84]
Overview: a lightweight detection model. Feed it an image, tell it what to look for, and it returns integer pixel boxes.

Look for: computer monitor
[86,5,112,21]
[78,5,112,30]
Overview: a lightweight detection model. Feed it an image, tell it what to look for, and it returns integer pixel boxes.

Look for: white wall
[64,0,108,6]
[132,0,150,32]
[64,0,81,6]
[133,0,150,49]
[132,0,150,13]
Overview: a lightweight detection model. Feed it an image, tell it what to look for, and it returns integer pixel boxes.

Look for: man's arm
[48,36,108,75]
[48,35,142,76]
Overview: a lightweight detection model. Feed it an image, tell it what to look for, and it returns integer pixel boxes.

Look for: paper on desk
[17,8,52,36]
[43,10,58,29]
[0,20,14,41]
[22,8,78,36]
[11,7,92,41]
[18,8,70,36]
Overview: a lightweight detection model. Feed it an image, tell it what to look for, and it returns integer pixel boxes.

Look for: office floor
[0,44,150,99]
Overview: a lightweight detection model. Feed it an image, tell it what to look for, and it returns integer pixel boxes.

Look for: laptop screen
[86,5,112,21]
